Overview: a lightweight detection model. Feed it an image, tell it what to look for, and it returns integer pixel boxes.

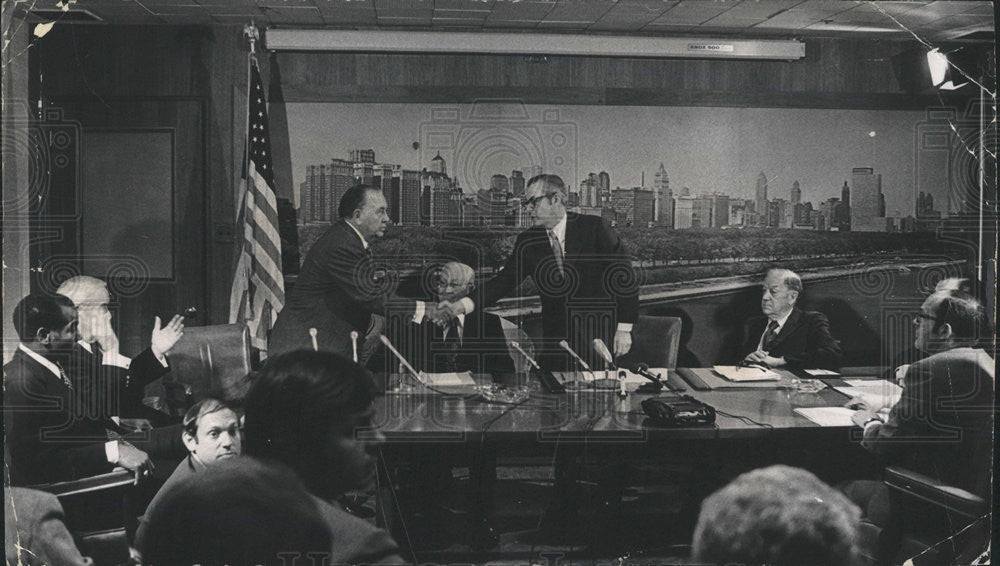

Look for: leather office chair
[618,315,683,369]
[163,323,253,410]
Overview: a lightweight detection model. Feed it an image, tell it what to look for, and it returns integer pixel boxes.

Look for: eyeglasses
[436,279,469,290]
[521,193,554,209]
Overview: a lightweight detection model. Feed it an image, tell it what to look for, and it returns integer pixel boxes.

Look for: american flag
[229,56,285,350]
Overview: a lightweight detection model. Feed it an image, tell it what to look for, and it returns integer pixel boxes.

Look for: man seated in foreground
[138,457,332,565]
[241,350,405,564]
[692,465,862,566]
[738,268,843,370]
[5,487,93,566]
[394,261,515,376]
[844,285,994,529]
[135,398,242,554]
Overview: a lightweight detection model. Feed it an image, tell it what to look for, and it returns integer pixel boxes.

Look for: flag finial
[243,22,259,55]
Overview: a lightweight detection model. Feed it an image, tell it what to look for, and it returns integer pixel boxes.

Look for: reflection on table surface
[373,368,884,441]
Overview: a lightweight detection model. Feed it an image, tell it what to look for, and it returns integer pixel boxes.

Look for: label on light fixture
[687,43,735,53]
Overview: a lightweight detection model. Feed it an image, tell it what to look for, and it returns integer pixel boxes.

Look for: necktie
[548,230,564,275]
[761,320,780,351]
[54,361,73,389]
[442,320,461,373]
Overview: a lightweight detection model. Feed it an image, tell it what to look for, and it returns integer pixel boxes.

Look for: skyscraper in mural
[850,167,885,232]
[653,162,672,228]
[755,172,768,226]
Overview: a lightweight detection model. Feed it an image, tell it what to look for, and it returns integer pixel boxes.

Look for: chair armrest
[884,466,988,519]
[30,469,135,498]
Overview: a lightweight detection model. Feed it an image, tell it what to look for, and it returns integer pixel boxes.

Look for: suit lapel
[563,212,581,258]
[770,308,803,350]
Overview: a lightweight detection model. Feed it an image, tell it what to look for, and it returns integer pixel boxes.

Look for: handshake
[425,301,466,327]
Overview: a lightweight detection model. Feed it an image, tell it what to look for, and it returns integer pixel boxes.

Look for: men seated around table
[138,457,332,565]
[134,398,242,554]
[738,268,843,370]
[5,487,94,566]
[5,293,186,486]
[57,275,179,426]
[692,465,863,566]
[240,350,406,564]
[843,285,994,532]
[394,261,515,376]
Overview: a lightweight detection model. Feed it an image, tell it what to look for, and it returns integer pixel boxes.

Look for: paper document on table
[418,371,475,386]
[713,365,780,382]
[804,368,840,376]
[794,407,857,427]
[835,380,903,411]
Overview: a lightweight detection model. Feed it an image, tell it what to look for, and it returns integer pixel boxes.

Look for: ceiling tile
[260,5,323,24]
[485,1,555,25]
[541,0,614,23]
[649,1,734,25]
[590,0,674,30]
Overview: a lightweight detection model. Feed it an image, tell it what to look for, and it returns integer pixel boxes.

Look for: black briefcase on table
[641,395,716,427]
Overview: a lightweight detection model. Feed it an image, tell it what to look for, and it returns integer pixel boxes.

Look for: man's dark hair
[338,184,380,219]
[11,293,76,342]
[242,350,377,495]
[928,289,985,341]
[692,465,862,566]
[182,397,237,438]
[525,174,566,196]
[140,456,331,565]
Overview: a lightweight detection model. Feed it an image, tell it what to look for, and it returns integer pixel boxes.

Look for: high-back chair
[618,315,683,369]
[163,323,253,409]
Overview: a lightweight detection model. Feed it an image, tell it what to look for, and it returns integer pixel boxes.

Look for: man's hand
[744,350,785,367]
[150,315,184,358]
[613,329,632,357]
[425,304,450,327]
[94,314,120,355]
[433,301,467,324]
[116,442,155,484]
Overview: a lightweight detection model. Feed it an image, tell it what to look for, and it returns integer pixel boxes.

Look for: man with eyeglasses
[842,284,994,557]
[439,174,639,371]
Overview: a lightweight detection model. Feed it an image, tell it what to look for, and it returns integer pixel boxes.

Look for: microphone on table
[309,328,319,352]
[591,338,620,390]
[378,335,425,389]
[559,340,596,386]
[592,339,617,370]
[511,341,542,371]
[631,362,674,393]
[350,331,360,363]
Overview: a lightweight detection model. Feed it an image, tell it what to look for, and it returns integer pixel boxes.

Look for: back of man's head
[139,456,331,565]
[11,293,75,343]
[926,288,985,343]
[55,275,108,307]
[338,184,377,219]
[242,350,376,494]
[692,465,861,566]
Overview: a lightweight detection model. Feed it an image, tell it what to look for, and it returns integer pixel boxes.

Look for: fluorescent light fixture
[264,29,806,60]
[926,48,969,90]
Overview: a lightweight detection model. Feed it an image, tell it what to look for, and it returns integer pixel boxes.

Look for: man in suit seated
[57,275,179,426]
[240,350,405,564]
[843,285,993,556]
[4,293,185,486]
[693,465,863,566]
[135,398,242,555]
[396,261,515,376]
[5,487,93,566]
[738,268,842,370]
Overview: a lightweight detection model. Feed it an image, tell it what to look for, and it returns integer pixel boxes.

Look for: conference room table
[372,367,888,545]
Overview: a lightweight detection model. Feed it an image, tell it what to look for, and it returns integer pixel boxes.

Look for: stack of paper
[712,365,781,382]
[833,379,903,411]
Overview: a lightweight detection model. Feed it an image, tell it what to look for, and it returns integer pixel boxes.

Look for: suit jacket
[739,308,843,370]
[867,347,994,496]
[396,309,516,375]
[269,220,415,358]
[4,347,175,485]
[477,212,639,370]
[5,488,93,566]
[71,344,173,424]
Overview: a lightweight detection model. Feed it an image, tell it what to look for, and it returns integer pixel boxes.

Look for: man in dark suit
[396,261,515,376]
[739,268,842,370]
[4,293,185,486]
[5,487,93,566]
[57,275,178,426]
[440,174,639,371]
[269,184,445,360]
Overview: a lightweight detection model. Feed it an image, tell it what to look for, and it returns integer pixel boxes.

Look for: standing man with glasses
[439,174,639,371]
